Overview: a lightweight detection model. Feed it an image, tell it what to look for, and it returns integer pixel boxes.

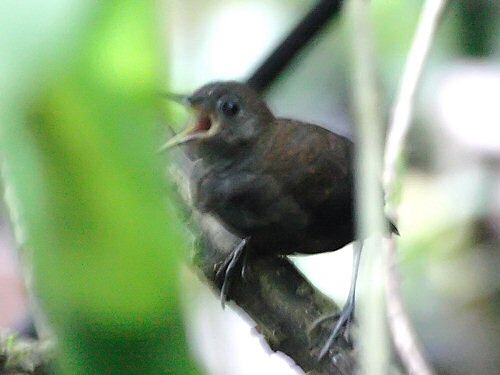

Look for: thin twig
[384,240,433,375]
[383,1,448,375]
[384,0,449,209]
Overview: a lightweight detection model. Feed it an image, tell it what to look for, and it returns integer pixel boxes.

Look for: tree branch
[168,155,356,375]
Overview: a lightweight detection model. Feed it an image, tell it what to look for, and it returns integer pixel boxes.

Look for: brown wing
[261,118,354,213]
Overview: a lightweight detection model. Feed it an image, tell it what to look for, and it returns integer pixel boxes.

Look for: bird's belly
[211,192,307,239]
[249,212,355,256]
[194,168,356,255]
[212,198,355,256]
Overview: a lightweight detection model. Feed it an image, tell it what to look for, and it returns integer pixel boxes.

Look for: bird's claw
[215,254,234,308]
[214,237,249,308]
[313,242,362,360]
[315,299,355,360]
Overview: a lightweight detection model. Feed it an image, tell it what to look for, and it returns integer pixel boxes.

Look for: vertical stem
[347,0,388,374]
[383,1,447,374]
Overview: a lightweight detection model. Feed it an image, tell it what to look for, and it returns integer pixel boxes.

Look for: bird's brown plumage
[162,81,396,257]
[190,114,355,256]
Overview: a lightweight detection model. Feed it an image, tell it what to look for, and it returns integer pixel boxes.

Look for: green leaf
[0,1,196,373]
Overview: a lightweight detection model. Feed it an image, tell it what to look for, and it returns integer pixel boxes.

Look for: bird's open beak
[160,93,200,106]
[158,93,218,152]
[158,118,211,152]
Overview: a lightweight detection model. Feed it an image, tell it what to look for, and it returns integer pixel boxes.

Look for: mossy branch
[168,154,356,375]
[0,329,54,374]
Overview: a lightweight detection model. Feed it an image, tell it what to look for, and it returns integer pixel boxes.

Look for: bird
[161,81,397,358]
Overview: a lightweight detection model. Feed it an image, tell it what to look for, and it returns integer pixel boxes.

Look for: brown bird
[162,81,396,358]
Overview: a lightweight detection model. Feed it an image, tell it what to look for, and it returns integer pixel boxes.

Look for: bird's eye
[219,99,240,117]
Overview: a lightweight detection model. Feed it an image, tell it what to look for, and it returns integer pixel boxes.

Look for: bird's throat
[192,115,212,134]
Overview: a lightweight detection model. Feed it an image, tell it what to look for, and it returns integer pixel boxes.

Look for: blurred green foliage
[0,0,196,373]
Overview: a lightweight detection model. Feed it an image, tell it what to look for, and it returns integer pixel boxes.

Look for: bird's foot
[309,298,355,360]
[215,237,249,308]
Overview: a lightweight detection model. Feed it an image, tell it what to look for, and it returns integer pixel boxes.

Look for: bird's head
[160,81,274,156]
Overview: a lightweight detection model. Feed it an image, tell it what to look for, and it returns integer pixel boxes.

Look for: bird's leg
[215,237,250,308]
[316,241,363,360]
